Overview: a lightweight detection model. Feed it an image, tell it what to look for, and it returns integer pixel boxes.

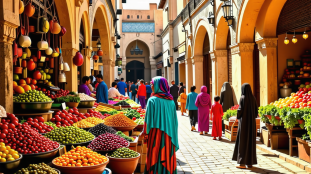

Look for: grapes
[14,163,58,174]
[109,147,139,158]
[88,133,129,151]
[13,90,52,103]
[88,123,117,137]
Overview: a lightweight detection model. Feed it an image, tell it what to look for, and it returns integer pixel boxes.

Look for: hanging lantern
[284,32,289,45]
[97,49,103,56]
[292,30,298,44]
[93,55,99,60]
[303,31,308,40]
[73,52,84,66]
[207,12,215,26]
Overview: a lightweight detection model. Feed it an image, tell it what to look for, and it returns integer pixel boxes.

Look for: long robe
[232,83,258,165]
[211,102,223,137]
[220,82,234,132]
[195,87,211,132]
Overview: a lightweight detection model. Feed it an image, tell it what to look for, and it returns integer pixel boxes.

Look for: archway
[126,61,145,82]
[125,40,151,82]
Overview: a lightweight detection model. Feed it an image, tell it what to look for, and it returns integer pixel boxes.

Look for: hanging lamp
[303,28,309,40]
[292,30,298,44]
[284,32,289,45]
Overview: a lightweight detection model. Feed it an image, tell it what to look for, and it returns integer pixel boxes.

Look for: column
[256,38,278,106]
[62,48,79,92]
[111,60,115,82]
[102,59,112,88]
[185,58,193,94]
[150,59,157,79]
[210,52,217,99]
[192,56,204,91]
[82,48,92,77]
[230,43,254,101]
[213,50,228,95]
[179,62,186,85]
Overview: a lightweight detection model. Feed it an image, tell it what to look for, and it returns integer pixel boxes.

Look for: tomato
[0,133,6,139]
[37,117,45,122]
[68,109,74,113]
[2,129,8,134]
[12,120,19,126]
[1,124,8,129]
[8,123,15,129]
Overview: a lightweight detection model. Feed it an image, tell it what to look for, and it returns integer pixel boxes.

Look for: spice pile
[103,114,137,127]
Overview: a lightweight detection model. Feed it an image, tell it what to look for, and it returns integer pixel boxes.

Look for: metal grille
[277,0,311,35]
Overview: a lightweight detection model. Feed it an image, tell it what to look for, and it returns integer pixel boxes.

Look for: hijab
[197,86,210,106]
[151,76,173,100]
[220,82,234,111]
[238,83,257,116]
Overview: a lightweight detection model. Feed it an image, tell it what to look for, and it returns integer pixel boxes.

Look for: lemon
[9,149,17,155]
[2,153,6,158]
[6,154,12,158]
[12,154,19,159]
[0,158,6,162]
[3,150,9,154]
[5,146,11,150]
[0,152,2,156]
[0,142,5,146]
[7,157,15,161]
[0,146,5,151]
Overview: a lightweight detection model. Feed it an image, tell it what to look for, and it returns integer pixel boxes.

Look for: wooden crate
[286,127,307,156]
[261,129,271,147]
[271,132,289,149]
[129,136,138,152]
[296,137,311,162]
[224,119,238,142]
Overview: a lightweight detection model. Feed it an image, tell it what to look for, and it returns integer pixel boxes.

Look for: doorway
[203,32,212,94]
[126,61,145,82]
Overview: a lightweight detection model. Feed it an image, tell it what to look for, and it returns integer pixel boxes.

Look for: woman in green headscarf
[143,76,179,174]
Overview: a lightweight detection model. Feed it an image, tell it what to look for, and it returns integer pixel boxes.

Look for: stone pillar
[150,59,157,79]
[210,52,217,99]
[62,48,79,92]
[179,62,186,85]
[192,56,204,91]
[211,50,228,96]
[102,59,112,88]
[81,48,92,77]
[111,60,115,82]
[230,43,255,101]
[256,38,278,106]
[185,58,193,94]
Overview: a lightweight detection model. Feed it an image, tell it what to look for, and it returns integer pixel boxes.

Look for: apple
[13,81,18,88]
[31,79,37,85]
[23,85,31,92]
[33,70,42,80]
[19,79,26,85]
[30,84,36,90]
[26,77,32,84]
[14,86,25,94]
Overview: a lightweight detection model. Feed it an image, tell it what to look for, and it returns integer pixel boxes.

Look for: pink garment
[211,102,223,137]
[195,86,211,132]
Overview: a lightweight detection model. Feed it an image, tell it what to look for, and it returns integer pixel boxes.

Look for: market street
[174,111,307,174]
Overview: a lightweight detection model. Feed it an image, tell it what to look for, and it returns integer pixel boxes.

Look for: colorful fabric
[186,92,198,110]
[78,84,91,96]
[139,96,146,109]
[211,102,223,137]
[145,128,177,174]
[151,76,173,100]
[117,81,127,95]
[197,86,210,107]
[138,84,147,96]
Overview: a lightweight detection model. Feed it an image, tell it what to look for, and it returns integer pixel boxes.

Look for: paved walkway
[176,111,308,174]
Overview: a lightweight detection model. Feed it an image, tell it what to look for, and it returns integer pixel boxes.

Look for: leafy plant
[302,134,310,140]
[258,106,269,123]
[55,96,80,103]
[222,109,237,120]
[304,114,311,137]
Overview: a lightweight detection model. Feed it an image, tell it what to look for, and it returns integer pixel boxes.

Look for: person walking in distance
[233,83,258,169]
[195,86,211,135]
[137,80,147,109]
[131,82,137,101]
[170,80,179,110]
[211,96,223,140]
[180,88,187,116]
[186,86,198,131]
[117,78,127,96]
[145,82,152,104]
[178,82,186,96]
[220,82,234,133]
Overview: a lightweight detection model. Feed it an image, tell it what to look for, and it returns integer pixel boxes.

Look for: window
[131,15,133,19]
[137,15,139,19]
[127,15,130,19]
[147,15,150,19]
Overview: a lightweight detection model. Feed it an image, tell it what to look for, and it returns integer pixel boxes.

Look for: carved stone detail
[214,50,227,57]
[62,48,79,57]
[82,48,92,58]
[256,38,278,50]
[230,43,255,55]
[192,56,203,63]
[185,58,191,65]
[0,21,19,44]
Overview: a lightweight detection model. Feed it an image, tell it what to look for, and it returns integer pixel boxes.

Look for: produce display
[88,123,117,137]
[113,101,130,106]
[78,93,96,101]
[44,122,58,129]
[54,95,80,103]
[94,102,99,108]
[38,88,70,100]
[125,99,140,108]
[116,131,134,142]
[0,105,6,118]
[94,105,116,113]
[0,113,59,154]
[13,90,52,102]
[222,105,239,121]
[109,147,139,158]
[134,118,144,125]
[44,126,94,145]
[14,163,59,174]
[22,117,54,134]
[53,146,108,167]
[108,100,118,105]
[83,117,104,125]
[112,96,129,100]
[14,79,38,94]
[73,117,104,128]
[271,90,311,109]
[87,133,129,151]
[124,109,141,120]
[0,142,20,162]
[104,114,137,127]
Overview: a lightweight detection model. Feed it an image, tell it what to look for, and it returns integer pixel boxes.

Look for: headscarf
[151,76,173,100]
[220,82,234,111]
[197,86,210,106]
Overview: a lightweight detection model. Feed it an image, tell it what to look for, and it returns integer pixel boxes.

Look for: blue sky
[123,0,160,10]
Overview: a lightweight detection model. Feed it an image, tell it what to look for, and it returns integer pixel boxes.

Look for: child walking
[211,96,223,140]
[180,88,187,116]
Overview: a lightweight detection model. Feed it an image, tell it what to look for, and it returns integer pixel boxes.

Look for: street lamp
[96,39,101,48]
[207,12,215,26]
[221,0,234,26]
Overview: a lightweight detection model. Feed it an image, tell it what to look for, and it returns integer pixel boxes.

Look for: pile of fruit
[124,109,141,120]
[0,113,59,154]
[13,78,38,94]
[44,126,94,145]
[116,131,134,142]
[125,99,141,108]
[109,147,139,158]
[38,89,70,100]
[88,123,117,137]
[113,96,129,100]
[108,100,118,105]
[271,90,311,109]
[88,109,108,119]
[13,90,52,102]
[22,117,54,134]
[44,122,58,129]
[79,93,96,101]
[103,114,137,127]
[53,146,108,167]
[0,142,20,162]
[14,163,59,174]
[134,118,144,125]
[94,102,99,107]
[230,105,239,110]
[73,120,94,129]
[94,105,116,113]
[87,133,129,151]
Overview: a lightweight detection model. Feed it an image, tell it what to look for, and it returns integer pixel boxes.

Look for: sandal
[247,165,253,168]
[236,165,247,169]
[199,132,203,135]
[213,137,216,140]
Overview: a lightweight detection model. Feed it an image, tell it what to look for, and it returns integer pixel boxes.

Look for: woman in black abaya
[232,83,258,169]
[220,82,234,133]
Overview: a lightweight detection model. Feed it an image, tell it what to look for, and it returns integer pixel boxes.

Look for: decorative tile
[122,22,155,33]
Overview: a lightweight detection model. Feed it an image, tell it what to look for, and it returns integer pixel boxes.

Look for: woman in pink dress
[195,86,211,135]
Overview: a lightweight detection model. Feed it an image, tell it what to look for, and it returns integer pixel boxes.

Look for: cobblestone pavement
[176,112,308,174]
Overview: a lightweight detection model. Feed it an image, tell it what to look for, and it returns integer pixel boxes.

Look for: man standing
[137,80,147,109]
[108,82,122,98]
[170,80,179,110]
[178,82,186,96]
[131,82,137,101]
[95,74,108,104]
[117,78,127,96]
[145,82,152,104]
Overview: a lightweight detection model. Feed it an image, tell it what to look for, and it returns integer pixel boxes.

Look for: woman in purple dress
[195,86,211,135]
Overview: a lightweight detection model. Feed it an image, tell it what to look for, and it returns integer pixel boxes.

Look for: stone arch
[215,17,230,50]
[122,37,154,61]
[193,19,213,57]
[91,2,111,60]
[54,0,74,48]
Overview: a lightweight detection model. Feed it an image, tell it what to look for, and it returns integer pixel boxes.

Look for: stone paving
[176,111,308,174]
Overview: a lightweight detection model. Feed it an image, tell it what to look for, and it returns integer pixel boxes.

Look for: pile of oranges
[53,146,108,167]
[104,114,137,127]
[73,117,104,128]
[271,91,311,109]
[0,142,20,162]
